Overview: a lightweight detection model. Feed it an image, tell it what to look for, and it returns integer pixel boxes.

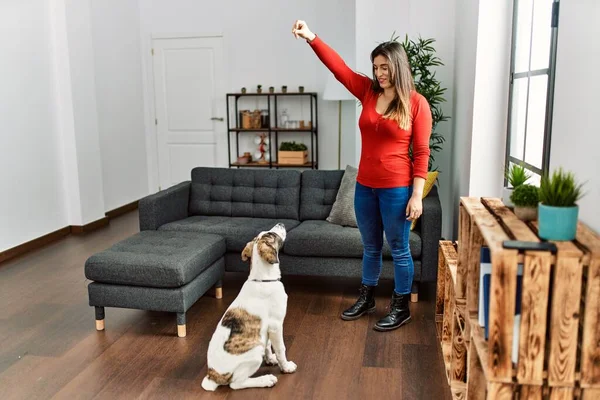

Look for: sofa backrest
[299,170,344,220]
[189,167,301,220]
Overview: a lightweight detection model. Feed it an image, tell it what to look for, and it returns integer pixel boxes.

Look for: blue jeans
[354,181,414,295]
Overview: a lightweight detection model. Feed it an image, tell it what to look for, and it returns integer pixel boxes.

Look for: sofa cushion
[189,167,301,220]
[283,220,422,259]
[158,216,300,252]
[326,165,358,227]
[300,170,344,220]
[84,231,225,288]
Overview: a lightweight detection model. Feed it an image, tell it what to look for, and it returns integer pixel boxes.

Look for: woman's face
[373,55,391,89]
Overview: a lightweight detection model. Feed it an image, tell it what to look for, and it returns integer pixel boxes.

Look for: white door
[152,36,226,189]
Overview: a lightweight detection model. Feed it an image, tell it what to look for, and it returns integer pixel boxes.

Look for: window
[505,0,559,185]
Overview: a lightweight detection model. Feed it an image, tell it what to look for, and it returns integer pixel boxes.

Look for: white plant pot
[514,206,537,221]
[502,187,514,208]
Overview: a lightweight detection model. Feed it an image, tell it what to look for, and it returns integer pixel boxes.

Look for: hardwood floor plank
[401,344,453,400]
[137,377,228,400]
[0,309,142,399]
[262,314,335,400]
[358,367,403,400]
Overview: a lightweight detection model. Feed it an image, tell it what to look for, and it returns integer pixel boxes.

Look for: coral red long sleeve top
[309,36,432,188]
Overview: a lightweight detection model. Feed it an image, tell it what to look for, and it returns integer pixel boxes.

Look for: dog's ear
[257,238,278,264]
[241,241,253,262]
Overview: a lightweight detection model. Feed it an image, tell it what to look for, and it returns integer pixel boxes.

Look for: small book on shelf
[480,246,524,364]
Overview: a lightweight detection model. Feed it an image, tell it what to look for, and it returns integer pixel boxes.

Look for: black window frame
[504,0,560,183]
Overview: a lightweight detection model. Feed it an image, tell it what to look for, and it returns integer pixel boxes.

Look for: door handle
[211,117,224,121]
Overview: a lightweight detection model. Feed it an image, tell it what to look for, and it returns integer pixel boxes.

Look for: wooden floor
[0,210,451,400]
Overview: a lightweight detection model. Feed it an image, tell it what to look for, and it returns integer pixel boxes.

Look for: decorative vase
[502,187,514,208]
[538,203,579,241]
[514,206,537,221]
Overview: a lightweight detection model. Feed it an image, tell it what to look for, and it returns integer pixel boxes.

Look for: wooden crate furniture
[437,240,467,399]
[436,197,600,399]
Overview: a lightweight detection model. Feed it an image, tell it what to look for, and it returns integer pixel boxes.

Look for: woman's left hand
[406,194,423,221]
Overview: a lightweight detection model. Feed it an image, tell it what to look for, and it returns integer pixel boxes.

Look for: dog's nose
[275,223,285,229]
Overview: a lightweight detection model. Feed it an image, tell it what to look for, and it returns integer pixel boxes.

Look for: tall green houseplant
[392,32,450,171]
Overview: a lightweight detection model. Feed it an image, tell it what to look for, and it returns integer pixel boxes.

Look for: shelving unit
[225,92,318,169]
[436,197,600,399]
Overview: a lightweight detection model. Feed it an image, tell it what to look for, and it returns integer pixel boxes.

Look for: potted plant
[281,85,287,93]
[510,184,539,221]
[393,33,449,172]
[278,141,308,165]
[269,86,275,93]
[241,87,247,94]
[298,85,305,93]
[503,163,531,207]
[538,168,585,241]
[257,85,262,94]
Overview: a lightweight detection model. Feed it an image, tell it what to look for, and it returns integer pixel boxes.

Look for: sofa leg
[177,312,186,338]
[95,306,105,331]
[411,282,419,303]
[214,279,223,299]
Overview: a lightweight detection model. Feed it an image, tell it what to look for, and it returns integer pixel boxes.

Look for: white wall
[91,0,149,211]
[355,0,457,238]
[0,0,68,252]
[550,0,600,233]
[449,0,479,238]
[63,0,106,224]
[138,0,350,192]
[1,0,151,253]
[313,0,357,170]
[447,0,513,238]
[468,1,513,198]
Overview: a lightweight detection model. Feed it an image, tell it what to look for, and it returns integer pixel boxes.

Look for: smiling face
[373,55,392,89]
[370,41,415,130]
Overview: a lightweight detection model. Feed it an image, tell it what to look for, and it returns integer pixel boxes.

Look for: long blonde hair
[370,41,415,130]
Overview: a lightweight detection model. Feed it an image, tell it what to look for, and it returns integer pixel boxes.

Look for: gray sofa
[139,167,442,298]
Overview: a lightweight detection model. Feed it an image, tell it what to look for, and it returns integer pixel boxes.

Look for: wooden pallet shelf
[436,197,600,400]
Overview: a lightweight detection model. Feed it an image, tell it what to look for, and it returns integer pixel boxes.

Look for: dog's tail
[201,376,219,391]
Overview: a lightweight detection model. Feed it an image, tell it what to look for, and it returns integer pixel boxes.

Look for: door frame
[141,32,227,192]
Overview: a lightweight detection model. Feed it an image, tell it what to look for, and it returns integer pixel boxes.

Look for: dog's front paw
[280,361,297,374]
[264,353,278,366]
[259,374,278,387]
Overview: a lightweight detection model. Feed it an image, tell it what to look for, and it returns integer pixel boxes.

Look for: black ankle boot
[341,284,376,321]
[374,291,411,331]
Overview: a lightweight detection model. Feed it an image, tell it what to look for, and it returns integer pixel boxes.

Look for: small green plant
[505,163,531,188]
[510,184,539,207]
[279,141,307,151]
[539,168,584,207]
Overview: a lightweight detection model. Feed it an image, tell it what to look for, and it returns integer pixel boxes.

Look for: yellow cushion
[411,171,438,230]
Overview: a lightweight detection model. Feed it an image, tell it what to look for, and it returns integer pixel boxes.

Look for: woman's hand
[292,20,316,42]
[406,193,423,221]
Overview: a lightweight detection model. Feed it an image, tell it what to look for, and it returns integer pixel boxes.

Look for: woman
[292,20,432,332]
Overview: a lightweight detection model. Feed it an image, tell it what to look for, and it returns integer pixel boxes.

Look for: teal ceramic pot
[538,203,579,241]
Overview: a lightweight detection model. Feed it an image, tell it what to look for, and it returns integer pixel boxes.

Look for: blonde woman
[293,20,432,331]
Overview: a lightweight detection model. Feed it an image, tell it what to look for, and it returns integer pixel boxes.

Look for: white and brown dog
[201,223,297,391]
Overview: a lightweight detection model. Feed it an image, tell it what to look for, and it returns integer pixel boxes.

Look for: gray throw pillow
[326,165,358,227]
